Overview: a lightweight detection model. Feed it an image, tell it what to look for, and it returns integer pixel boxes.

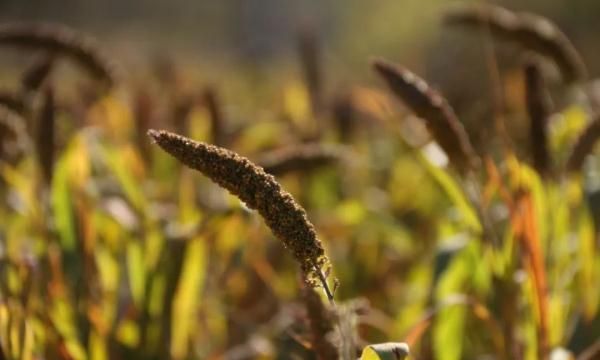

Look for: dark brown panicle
[444,4,587,83]
[148,129,331,284]
[524,60,552,177]
[36,87,55,185]
[257,143,345,176]
[0,23,118,87]
[372,59,478,173]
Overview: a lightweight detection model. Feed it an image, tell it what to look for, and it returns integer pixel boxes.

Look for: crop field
[0,2,600,360]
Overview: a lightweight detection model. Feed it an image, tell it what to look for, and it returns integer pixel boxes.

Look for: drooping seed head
[35,86,55,185]
[256,143,346,176]
[524,60,552,177]
[444,4,587,83]
[372,59,478,173]
[0,22,119,87]
[148,129,331,285]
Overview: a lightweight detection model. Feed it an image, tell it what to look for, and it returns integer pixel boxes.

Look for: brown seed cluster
[524,60,552,177]
[372,59,478,173]
[256,143,345,176]
[0,23,118,87]
[148,129,330,284]
[35,87,55,185]
[444,4,587,83]
[566,116,600,173]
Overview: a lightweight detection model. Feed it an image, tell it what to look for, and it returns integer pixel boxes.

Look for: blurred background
[1,0,599,72]
[3,0,600,148]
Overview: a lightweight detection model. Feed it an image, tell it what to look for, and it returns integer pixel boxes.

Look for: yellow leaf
[360,343,410,360]
[335,199,367,225]
[89,330,108,360]
[115,320,139,348]
[550,105,588,154]
[127,241,145,308]
[170,236,207,359]
[283,82,311,126]
[418,152,481,233]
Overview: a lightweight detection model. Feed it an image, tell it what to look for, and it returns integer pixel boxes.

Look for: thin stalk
[312,261,335,306]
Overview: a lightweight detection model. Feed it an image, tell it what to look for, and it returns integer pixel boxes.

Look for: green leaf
[170,236,207,359]
[550,105,588,155]
[101,144,146,212]
[578,208,599,320]
[335,199,367,226]
[433,305,466,360]
[95,245,120,308]
[360,343,410,360]
[115,319,140,348]
[127,241,145,308]
[433,242,477,360]
[50,299,87,360]
[51,149,77,251]
[417,152,481,233]
[51,134,90,251]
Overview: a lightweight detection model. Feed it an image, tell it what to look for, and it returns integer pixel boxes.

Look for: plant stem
[312,261,335,306]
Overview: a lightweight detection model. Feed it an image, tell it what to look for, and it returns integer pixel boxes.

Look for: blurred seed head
[35,86,55,185]
[444,3,587,84]
[524,59,552,177]
[372,58,478,174]
[0,22,119,88]
[256,143,346,176]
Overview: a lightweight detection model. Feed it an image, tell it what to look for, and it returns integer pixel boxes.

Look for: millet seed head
[148,129,331,284]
